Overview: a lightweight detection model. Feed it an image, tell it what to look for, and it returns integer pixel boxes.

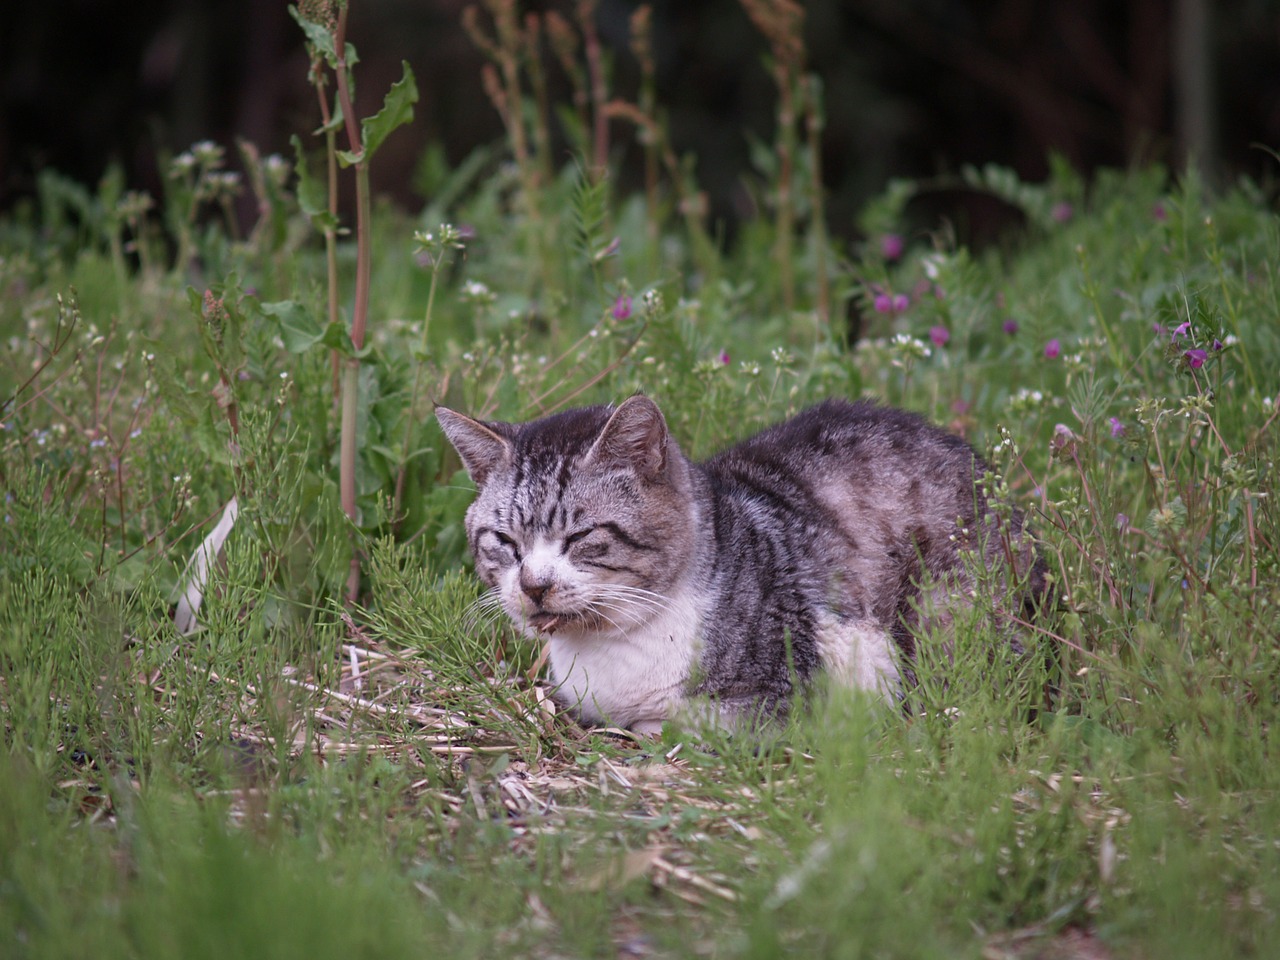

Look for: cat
[436,395,1047,734]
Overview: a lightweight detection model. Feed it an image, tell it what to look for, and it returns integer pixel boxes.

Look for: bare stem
[333,3,373,604]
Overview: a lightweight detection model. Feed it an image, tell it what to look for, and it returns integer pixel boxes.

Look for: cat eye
[494,531,521,560]
[562,527,595,548]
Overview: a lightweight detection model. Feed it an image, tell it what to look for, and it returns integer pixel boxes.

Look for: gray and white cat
[436,396,1046,734]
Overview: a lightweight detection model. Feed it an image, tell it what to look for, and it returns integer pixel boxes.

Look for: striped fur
[437,396,1045,732]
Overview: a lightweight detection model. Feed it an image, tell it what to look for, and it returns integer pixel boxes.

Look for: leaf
[314,96,345,136]
[290,135,336,228]
[149,351,209,427]
[361,61,419,160]
[289,6,351,70]
[322,319,362,357]
[571,162,609,263]
[260,299,324,353]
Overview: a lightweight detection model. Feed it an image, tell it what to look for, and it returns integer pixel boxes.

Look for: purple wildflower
[1002,318,1019,336]
[612,295,632,321]
[873,293,893,314]
[891,293,910,313]
[1109,417,1125,438]
[929,325,950,347]
[1044,339,1061,359]
[1051,201,1074,224]
[1212,338,1224,351]
[1185,348,1207,369]
[881,233,904,261]
[1153,203,1167,222]
[718,349,730,365]
[1172,321,1191,339]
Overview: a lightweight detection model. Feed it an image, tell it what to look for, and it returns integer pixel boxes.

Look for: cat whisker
[463,591,508,634]
[589,607,627,634]
[601,585,677,614]
[595,583,673,603]
[590,593,674,628]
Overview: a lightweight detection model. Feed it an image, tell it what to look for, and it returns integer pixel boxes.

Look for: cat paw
[629,718,666,737]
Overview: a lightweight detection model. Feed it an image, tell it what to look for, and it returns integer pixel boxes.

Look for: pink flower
[873,293,893,313]
[1044,339,1061,359]
[1051,201,1074,223]
[929,325,950,347]
[1185,348,1207,369]
[612,295,632,320]
[1109,417,1125,438]
[1002,318,1019,336]
[1172,321,1191,339]
[1153,203,1167,221]
[891,293,909,313]
[881,233,904,261]
[718,349,730,365]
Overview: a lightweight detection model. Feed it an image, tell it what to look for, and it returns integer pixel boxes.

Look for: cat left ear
[435,407,512,488]
[587,395,669,480]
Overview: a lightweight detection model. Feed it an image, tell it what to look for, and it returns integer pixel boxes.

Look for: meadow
[2,5,1278,958]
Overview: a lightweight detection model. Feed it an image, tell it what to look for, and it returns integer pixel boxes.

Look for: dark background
[3,0,1277,239]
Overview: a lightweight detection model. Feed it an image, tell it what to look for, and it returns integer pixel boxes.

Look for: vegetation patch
[1,4,1277,958]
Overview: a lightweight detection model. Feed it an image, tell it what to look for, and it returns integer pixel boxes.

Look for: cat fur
[436,396,1046,733]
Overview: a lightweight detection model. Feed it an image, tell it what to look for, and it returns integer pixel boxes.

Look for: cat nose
[520,574,552,606]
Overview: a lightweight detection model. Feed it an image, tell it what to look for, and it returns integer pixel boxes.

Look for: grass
[3,9,1279,957]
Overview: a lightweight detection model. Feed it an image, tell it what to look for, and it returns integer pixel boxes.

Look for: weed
[1,4,1278,957]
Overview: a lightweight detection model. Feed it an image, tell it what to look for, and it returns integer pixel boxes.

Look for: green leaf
[289,135,333,227]
[315,97,345,135]
[288,6,338,66]
[149,350,209,427]
[289,7,359,70]
[571,162,609,264]
[322,319,361,357]
[361,61,418,160]
[260,299,324,353]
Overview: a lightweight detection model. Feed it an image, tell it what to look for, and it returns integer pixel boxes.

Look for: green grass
[2,104,1279,960]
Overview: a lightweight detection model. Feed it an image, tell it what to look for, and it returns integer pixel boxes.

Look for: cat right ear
[435,408,512,488]
[587,395,670,480]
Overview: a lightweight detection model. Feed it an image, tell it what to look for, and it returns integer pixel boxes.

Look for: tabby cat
[436,396,1045,734]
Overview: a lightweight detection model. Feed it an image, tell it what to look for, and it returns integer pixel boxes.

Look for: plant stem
[340,357,361,600]
[334,3,373,604]
[805,74,830,328]
[393,259,444,529]
[313,70,342,407]
[576,0,608,180]
[773,61,797,314]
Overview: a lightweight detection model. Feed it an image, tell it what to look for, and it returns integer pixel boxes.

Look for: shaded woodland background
[3,0,1278,241]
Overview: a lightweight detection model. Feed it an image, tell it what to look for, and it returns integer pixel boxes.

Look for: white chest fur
[546,583,701,730]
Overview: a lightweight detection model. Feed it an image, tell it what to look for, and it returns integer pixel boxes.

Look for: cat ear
[435,407,512,488]
[587,395,670,480]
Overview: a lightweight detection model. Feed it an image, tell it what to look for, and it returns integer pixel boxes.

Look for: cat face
[436,397,696,639]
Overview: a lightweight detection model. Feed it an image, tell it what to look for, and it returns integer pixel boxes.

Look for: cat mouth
[526,608,602,636]
[528,610,572,635]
